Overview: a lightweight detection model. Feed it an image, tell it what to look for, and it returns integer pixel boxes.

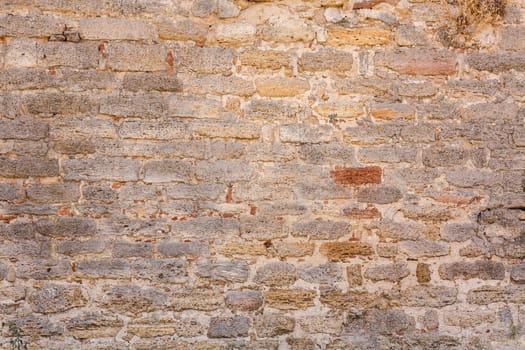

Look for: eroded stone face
[0,0,522,348]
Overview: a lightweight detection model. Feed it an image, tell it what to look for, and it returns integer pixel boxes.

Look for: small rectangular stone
[79,17,157,40]
[299,48,353,71]
[182,74,256,96]
[320,242,373,261]
[100,92,167,118]
[36,216,97,238]
[208,316,251,338]
[156,17,208,42]
[215,22,257,46]
[0,116,48,140]
[0,183,22,201]
[0,14,66,37]
[467,51,525,72]
[122,72,182,92]
[106,43,167,72]
[195,160,255,182]
[112,241,154,258]
[264,289,315,310]
[240,49,291,70]
[439,261,505,280]
[120,120,187,140]
[175,45,235,74]
[292,219,351,240]
[143,160,192,183]
[326,26,392,46]
[0,157,59,178]
[376,48,456,75]
[22,92,96,114]
[280,123,333,144]
[399,240,449,258]
[37,42,99,69]
[62,158,142,181]
[26,183,80,203]
[255,77,310,97]
[57,239,106,256]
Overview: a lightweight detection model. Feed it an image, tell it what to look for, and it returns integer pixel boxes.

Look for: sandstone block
[416,263,431,283]
[467,51,525,72]
[26,183,79,203]
[143,160,193,183]
[176,46,235,74]
[274,241,315,258]
[280,123,333,143]
[292,219,351,240]
[62,158,142,181]
[511,264,525,283]
[298,262,343,284]
[156,17,208,42]
[255,314,295,338]
[79,17,156,40]
[100,284,167,314]
[112,241,153,258]
[240,215,287,240]
[196,259,249,283]
[299,48,353,71]
[264,289,316,310]
[106,43,167,72]
[401,285,457,307]
[37,42,99,69]
[169,289,223,311]
[158,240,209,257]
[57,240,106,256]
[240,49,291,70]
[347,264,363,287]
[254,262,297,287]
[28,283,87,314]
[256,77,310,97]
[36,217,96,238]
[123,73,182,92]
[327,26,392,46]
[216,23,256,45]
[376,49,456,75]
[0,116,48,140]
[320,242,373,261]
[357,186,402,204]
[0,183,22,201]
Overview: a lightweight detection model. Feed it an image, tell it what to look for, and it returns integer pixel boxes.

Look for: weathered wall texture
[0,0,524,349]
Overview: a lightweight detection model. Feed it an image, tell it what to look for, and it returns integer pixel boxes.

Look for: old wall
[0,0,524,349]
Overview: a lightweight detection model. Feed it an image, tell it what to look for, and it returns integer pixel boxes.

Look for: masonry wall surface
[0,0,524,349]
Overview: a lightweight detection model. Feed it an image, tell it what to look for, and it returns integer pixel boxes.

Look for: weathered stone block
[36,217,96,238]
[357,186,402,204]
[143,160,193,183]
[299,48,353,71]
[240,215,287,240]
[298,262,343,284]
[399,240,449,258]
[26,183,79,203]
[216,23,256,45]
[256,77,310,97]
[62,158,142,181]
[106,43,167,72]
[440,223,478,242]
[175,45,236,74]
[511,264,525,283]
[168,289,223,311]
[320,242,373,261]
[467,51,525,72]
[439,261,505,280]
[156,17,208,42]
[364,262,409,282]
[208,316,251,338]
[240,49,291,70]
[157,240,209,257]
[0,183,22,201]
[264,289,316,310]
[376,49,456,75]
[0,116,48,140]
[225,290,263,311]
[196,259,249,283]
[79,17,156,40]
[400,285,457,307]
[347,264,363,287]
[57,240,106,256]
[326,26,392,46]
[131,259,187,284]
[100,284,167,314]
[292,219,351,240]
[280,123,333,143]
[37,42,99,69]
[255,314,295,338]
[112,241,153,258]
[416,263,431,283]
[254,262,297,287]
[28,283,87,314]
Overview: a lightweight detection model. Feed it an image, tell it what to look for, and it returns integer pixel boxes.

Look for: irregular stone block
[439,261,505,280]
[208,315,251,338]
[364,262,409,282]
[225,290,263,311]
[254,262,297,287]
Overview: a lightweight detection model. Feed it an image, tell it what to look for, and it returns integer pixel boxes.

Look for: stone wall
[0,0,524,349]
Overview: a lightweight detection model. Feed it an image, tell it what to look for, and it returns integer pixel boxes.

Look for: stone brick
[262,17,315,43]
[65,312,124,340]
[326,26,392,46]
[264,289,316,310]
[157,240,209,257]
[357,186,402,204]
[191,120,260,140]
[216,23,256,46]
[467,51,525,72]
[240,49,291,70]
[330,166,382,185]
[376,49,456,75]
[100,92,166,118]
[399,240,449,258]
[346,264,363,287]
[28,283,87,314]
[100,284,167,314]
[292,219,351,240]
[298,312,344,335]
[15,258,69,279]
[6,38,37,68]
[196,259,249,283]
[77,259,131,279]
[364,262,409,282]
[183,74,255,97]
[416,263,431,283]
[440,223,478,242]
[26,183,79,203]
[240,215,287,240]
[299,48,353,71]
[225,290,263,311]
[280,123,333,143]
[106,43,167,72]
[112,241,153,258]
[218,0,240,18]
[208,316,250,338]
[511,264,525,284]
[79,17,156,40]
[400,285,457,307]
[123,73,182,92]
[170,217,239,240]
[56,240,106,256]
[256,77,310,97]
[467,285,525,305]
[0,115,48,140]
[35,216,96,238]
[175,46,236,74]
[357,145,417,163]
[131,259,187,284]
[298,262,343,284]
[195,160,256,182]
[22,92,96,114]
[143,160,192,183]
[345,308,415,336]
[37,42,99,69]
[0,14,66,38]
[62,158,142,181]
[0,183,22,201]
[370,102,415,120]
[273,241,315,258]
[156,17,208,42]
[320,242,373,261]
[168,289,223,311]
[254,262,297,287]
[439,261,505,280]
[255,314,295,338]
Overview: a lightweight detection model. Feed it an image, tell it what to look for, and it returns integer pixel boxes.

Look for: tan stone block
[320,242,373,261]
[264,289,316,310]
[240,49,291,70]
[255,77,310,97]
[327,26,392,46]
[216,23,257,45]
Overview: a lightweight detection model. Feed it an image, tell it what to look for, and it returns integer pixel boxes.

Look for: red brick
[330,166,381,185]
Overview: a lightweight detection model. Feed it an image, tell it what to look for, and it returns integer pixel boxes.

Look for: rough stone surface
[0,2,523,348]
